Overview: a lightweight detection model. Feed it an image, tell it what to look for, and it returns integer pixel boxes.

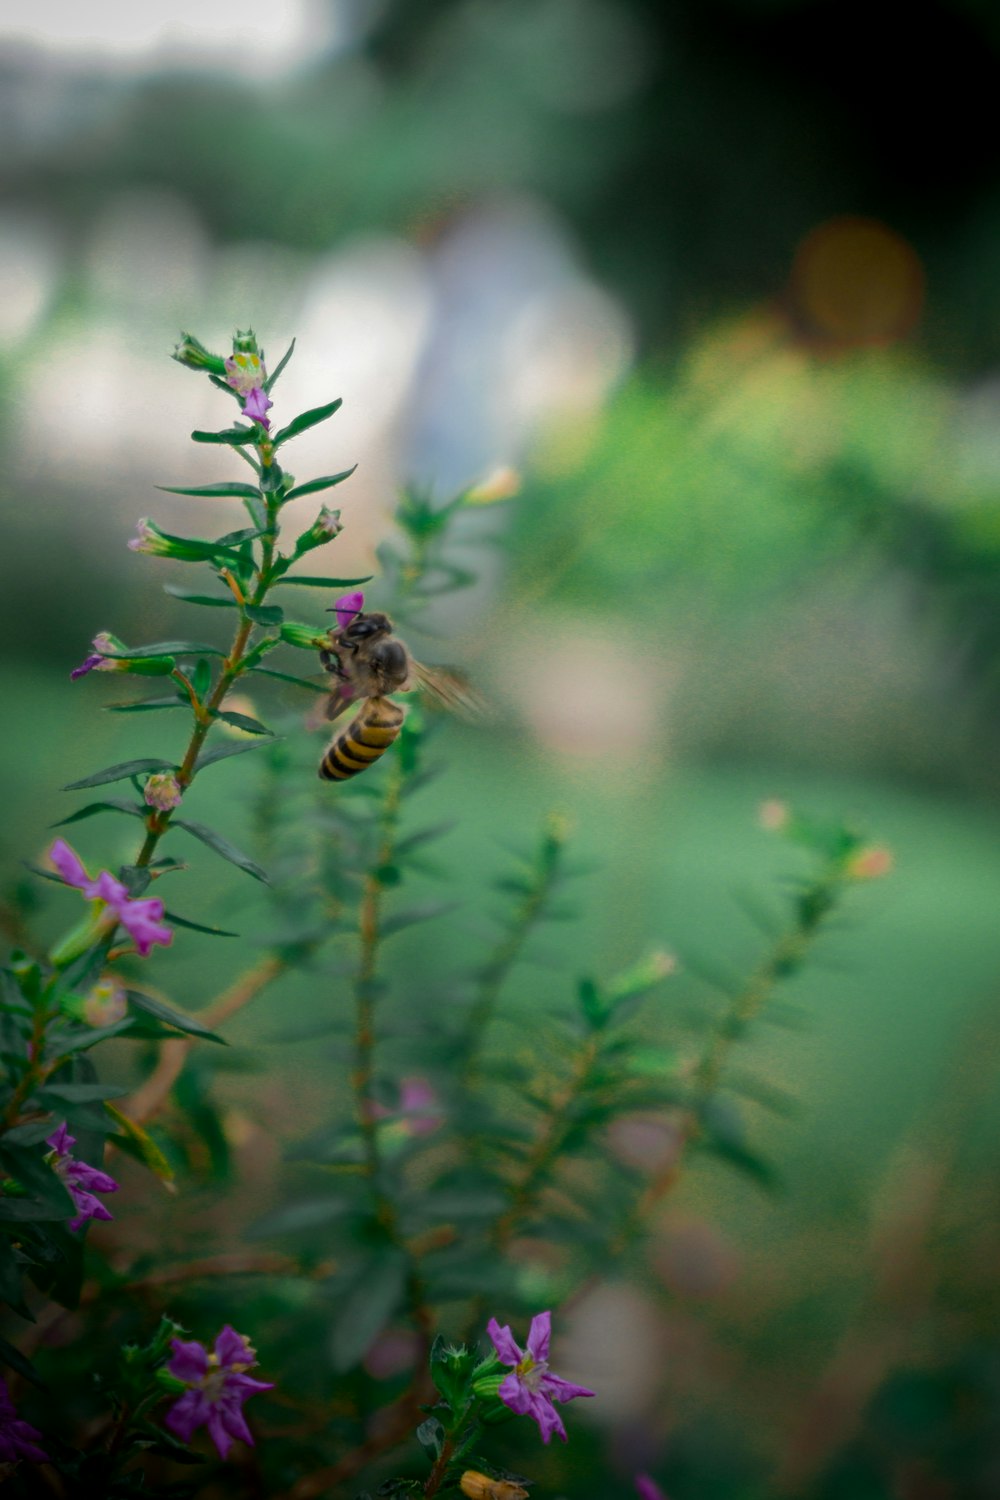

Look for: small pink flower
[486,1311,594,1444]
[224,352,266,396]
[70,631,121,680]
[82,978,128,1027]
[635,1477,668,1500]
[331,590,364,628]
[846,844,894,880]
[48,839,172,958]
[47,1122,119,1232]
[371,1077,443,1138]
[757,799,790,832]
[164,1326,274,1460]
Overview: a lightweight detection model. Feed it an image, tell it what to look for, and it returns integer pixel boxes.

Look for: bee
[318,604,474,781]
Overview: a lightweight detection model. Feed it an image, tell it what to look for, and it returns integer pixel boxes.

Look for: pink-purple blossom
[241,386,273,428]
[0,1377,48,1465]
[332,590,364,628]
[49,838,173,958]
[46,1122,119,1233]
[164,1326,274,1460]
[70,632,119,680]
[144,772,183,811]
[635,1477,668,1500]
[486,1311,594,1444]
[372,1077,442,1138]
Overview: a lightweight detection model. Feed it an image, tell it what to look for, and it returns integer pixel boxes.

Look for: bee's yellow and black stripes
[319,696,405,781]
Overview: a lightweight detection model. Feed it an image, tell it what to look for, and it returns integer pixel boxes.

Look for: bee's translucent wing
[408,660,485,720]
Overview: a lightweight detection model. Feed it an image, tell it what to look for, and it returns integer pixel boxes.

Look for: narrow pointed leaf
[171,819,269,883]
[157,481,262,499]
[126,991,226,1044]
[195,736,279,770]
[272,397,342,447]
[50,799,146,827]
[263,337,295,392]
[272,575,372,588]
[190,425,255,445]
[104,696,186,713]
[63,759,176,791]
[100,641,226,659]
[215,526,268,546]
[244,604,283,626]
[214,710,272,736]
[381,901,459,938]
[283,466,358,501]
[249,667,327,692]
[105,1103,175,1185]
[163,586,238,609]
[162,910,239,938]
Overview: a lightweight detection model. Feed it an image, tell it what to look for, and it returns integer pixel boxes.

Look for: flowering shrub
[0,330,892,1497]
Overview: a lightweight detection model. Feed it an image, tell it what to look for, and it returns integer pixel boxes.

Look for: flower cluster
[487,1311,594,1444]
[46,1122,119,1232]
[0,1377,47,1466]
[225,352,273,430]
[49,838,172,957]
[164,1326,274,1459]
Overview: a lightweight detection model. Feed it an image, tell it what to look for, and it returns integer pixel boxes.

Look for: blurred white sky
[0,0,344,77]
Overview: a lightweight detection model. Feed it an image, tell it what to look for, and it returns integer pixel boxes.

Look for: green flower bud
[279,621,329,650]
[172,332,228,375]
[292,507,343,557]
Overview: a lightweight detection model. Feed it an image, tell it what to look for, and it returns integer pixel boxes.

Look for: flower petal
[530,1393,567,1444]
[497,1371,532,1415]
[115,895,173,957]
[487,1318,523,1369]
[46,1121,74,1156]
[215,1325,256,1369]
[332,591,364,628]
[164,1388,210,1443]
[525,1309,551,1363]
[48,839,91,892]
[540,1373,595,1404]
[168,1338,209,1384]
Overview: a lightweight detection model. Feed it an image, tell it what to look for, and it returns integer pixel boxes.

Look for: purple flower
[70,631,120,680]
[241,386,273,429]
[0,1377,48,1465]
[486,1311,594,1444]
[49,838,173,958]
[164,1326,274,1460]
[372,1077,442,1138]
[331,590,364,628]
[635,1477,668,1500]
[46,1122,119,1233]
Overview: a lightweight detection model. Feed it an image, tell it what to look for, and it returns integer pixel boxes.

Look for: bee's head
[333,610,393,643]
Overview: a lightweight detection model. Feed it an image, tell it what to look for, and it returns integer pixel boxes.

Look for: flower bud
[82,978,128,1027]
[232,329,261,356]
[279,621,329,650]
[293,507,343,557]
[144,773,183,811]
[758,798,790,832]
[172,332,228,375]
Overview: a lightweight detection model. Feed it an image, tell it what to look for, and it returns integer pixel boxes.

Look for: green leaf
[192,658,212,700]
[157,482,261,500]
[105,1104,175,1185]
[215,526,268,546]
[163,586,238,609]
[162,910,239,938]
[214,710,272,736]
[0,1336,45,1389]
[330,1251,407,1372]
[100,641,226,659]
[50,798,146,827]
[40,1082,130,1103]
[244,604,283,626]
[271,574,372,589]
[195,736,279,771]
[263,336,295,393]
[62,758,176,791]
[45,1020,134,1058]
[104,695,186,713]
[190,425,255,445]
[283,466,358,502]
[126,991,226,1044]
[0,1197,70,1223]
[171,819,269,884]
[272,397,342,448]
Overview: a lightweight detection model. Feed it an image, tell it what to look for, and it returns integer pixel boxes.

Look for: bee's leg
[320,648,349,681]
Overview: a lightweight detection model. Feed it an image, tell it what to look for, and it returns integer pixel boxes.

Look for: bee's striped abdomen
[319,696,404,781]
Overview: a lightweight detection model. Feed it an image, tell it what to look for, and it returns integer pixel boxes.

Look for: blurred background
[2,1,1000,1496]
